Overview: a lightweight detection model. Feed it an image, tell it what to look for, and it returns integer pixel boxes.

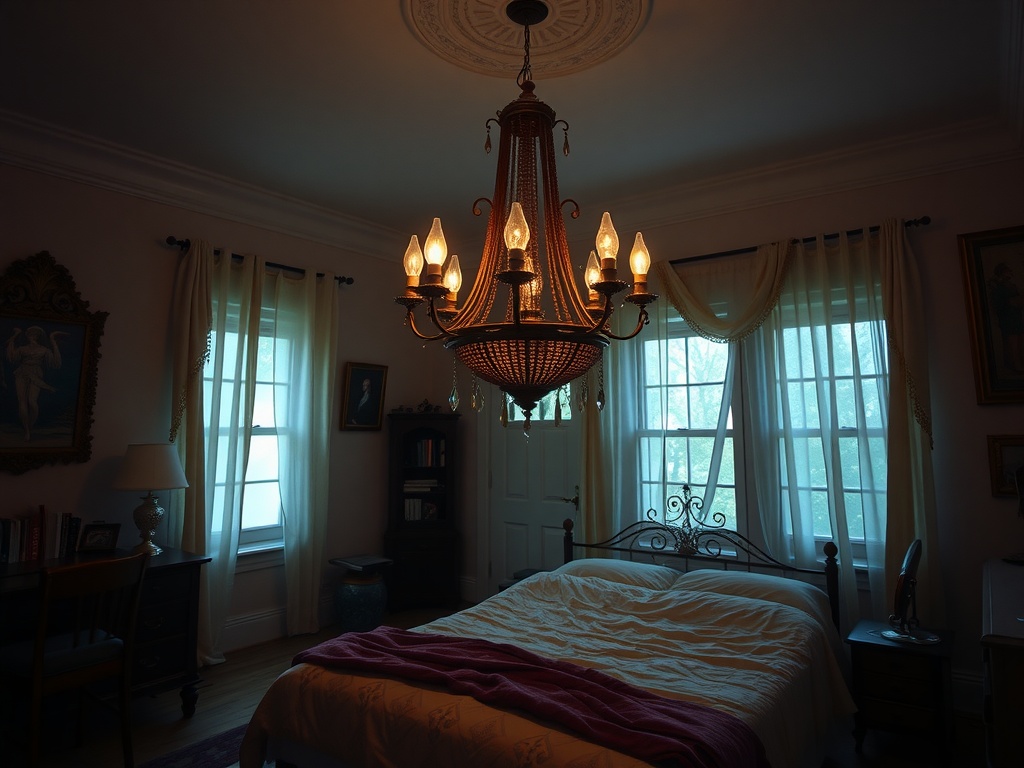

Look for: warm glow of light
[403,235,424,281]
[424,217,448,266]
[585,251,600,295]
[629,233,651,278]
[443,254,462,294]
[503,202,530,251]
[595,212,619,266]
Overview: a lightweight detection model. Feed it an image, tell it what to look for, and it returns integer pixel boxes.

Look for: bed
[240,489,855,768]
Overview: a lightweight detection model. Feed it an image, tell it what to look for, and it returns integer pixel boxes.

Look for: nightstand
[845,619,953,761]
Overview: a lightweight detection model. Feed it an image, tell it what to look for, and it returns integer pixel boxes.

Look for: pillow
[553,557,681,591]
[673,568,834,629]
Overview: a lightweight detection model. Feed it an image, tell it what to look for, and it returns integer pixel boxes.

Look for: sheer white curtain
[746,221,939,628]
[169,240,339,663]
[589,220,940,631]
[274,271,338,635]
[581,243,788,539]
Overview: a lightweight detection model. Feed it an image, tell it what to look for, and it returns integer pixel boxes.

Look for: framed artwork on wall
[959,225,1024,404]
[988,435,1024,497]
[340,362,388,431]
[0,252,108,474]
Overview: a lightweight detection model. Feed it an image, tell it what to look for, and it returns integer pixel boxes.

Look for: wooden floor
[3,605,988,768]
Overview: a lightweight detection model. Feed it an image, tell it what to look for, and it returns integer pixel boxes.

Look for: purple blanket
[293,626,770,768]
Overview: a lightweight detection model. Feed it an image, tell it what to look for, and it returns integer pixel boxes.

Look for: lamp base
[134,539,163,556]
[133,492,165,557]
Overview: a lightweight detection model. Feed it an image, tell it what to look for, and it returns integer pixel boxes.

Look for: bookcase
[383,411,461,609]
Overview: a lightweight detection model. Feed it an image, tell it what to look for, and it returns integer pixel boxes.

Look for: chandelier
[396,0,656,428]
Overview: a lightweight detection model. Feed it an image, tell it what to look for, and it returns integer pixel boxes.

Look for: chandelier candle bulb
[504,201,531,272]
[596,211,620,275]
[585,250,602,306]
[403,235,424,289]
[422,217,448,284]
[443,255,462,303]
[629,232,651,293]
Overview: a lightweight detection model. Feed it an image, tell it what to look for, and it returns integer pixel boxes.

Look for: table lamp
[114,443,189,555]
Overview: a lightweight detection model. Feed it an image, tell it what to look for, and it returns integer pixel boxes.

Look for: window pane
[241,481,281,529]
[246,434,278,482]
[508,387,572,423]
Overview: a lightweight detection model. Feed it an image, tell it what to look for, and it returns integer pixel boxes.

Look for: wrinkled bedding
[240,560,855,768]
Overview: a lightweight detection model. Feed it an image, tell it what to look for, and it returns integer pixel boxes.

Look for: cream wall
[4,154,1024,714]
[0,162,479,649]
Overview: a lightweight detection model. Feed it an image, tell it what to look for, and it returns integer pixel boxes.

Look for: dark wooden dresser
[134,547,211,716]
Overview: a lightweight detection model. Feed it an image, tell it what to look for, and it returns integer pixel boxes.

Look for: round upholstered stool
[329,555,393,632]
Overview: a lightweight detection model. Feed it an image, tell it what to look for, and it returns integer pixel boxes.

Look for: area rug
[139,723,246,768]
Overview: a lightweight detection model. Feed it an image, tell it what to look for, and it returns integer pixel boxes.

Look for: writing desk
[1,547,211,717]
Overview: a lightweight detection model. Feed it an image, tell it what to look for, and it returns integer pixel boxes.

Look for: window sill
[236,543,284,573]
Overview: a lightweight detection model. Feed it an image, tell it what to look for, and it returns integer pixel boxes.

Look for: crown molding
[603,117,1024,233]
[2,108,1021,260]
[0,110,401,262]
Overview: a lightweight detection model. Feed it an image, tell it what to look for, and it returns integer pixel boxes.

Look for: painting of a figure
[340,362,387,431]
[2,321,83,445]
[0,251,106,474]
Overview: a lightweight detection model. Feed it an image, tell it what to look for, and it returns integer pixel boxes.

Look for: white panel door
[487,391,581,596]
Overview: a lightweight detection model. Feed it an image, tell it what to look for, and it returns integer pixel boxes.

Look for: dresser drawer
[134,635,190,685]
[858,669,937,705]
[859,696,937,732]
[136,598,190,644]
[142,566,194,604]
[857,647,933,682]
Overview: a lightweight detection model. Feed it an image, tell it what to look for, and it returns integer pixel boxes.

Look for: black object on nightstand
[845,618,953,762]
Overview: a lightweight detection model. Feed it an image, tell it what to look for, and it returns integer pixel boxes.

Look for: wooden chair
[0,552,148,767]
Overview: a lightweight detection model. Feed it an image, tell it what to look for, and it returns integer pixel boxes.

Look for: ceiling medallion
[402,0,650,79]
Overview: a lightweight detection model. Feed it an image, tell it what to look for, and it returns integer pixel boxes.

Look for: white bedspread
[241,559,855,768]
[419,561,854,768]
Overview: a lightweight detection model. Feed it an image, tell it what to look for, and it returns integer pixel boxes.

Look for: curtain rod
[164,236,355,285]
[669,216,931,265]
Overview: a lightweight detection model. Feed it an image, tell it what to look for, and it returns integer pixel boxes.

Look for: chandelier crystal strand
[449,356,460,412]
[596,354,606,411]
[395,0,656,429]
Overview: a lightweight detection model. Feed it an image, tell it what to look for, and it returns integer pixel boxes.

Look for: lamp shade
[114,443,188,492]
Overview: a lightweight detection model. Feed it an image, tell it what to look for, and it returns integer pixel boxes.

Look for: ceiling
[0,1,1020,261]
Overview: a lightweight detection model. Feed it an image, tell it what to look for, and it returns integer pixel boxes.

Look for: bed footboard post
[823,541,840,632]
[563,519,575,563]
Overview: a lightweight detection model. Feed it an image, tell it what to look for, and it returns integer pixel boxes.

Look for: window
[636,310,886,549]
[639,322,737,529]
[204,307,286,551]
[776,320,887,541]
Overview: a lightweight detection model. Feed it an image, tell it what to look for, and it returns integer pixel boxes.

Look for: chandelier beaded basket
[397,0,656,428]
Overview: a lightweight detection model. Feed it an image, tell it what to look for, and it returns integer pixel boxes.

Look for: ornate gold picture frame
[0,252,107,474]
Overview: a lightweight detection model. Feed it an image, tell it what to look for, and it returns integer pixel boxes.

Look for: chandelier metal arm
[600,305,651,341]
[405,303,457,341]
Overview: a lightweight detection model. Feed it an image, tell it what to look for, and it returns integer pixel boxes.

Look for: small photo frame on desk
[78,522,120,552]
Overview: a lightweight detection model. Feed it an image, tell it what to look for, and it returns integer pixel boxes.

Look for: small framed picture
[78,522,121,552]
[340,362,388,431]
[987,435,1024,497]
